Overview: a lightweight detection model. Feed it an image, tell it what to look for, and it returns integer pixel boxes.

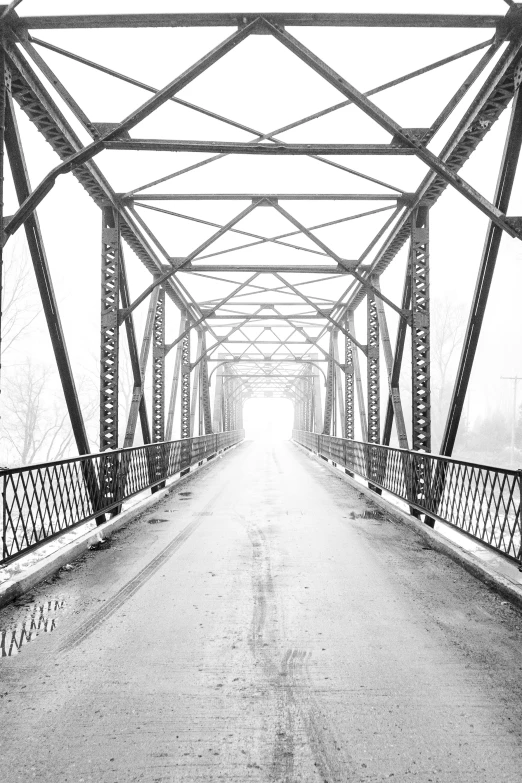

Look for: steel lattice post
[200,333,213,434]
[152,283,166,443]
[411,206,431,453]
[223,365,231,432]
[322,331,335,435]
[123,286,158,448]
[213,363,225,432]
[367,292,380,444]
[311,364,323,433]
[345,325,354,440]
[100,205,120,452]
[180,327,191,439]
[179,325,191,474]
[304,378,313,432]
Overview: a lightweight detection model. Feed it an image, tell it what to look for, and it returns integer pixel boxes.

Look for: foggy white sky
[3,0,521,455]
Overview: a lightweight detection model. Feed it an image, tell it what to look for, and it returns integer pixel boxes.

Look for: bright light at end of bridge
[243,398,294,441]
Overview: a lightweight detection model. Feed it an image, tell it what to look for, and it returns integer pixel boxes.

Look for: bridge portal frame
[0,6,521,484]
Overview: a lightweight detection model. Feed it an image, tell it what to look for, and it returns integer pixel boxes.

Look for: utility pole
[500,376,521,466]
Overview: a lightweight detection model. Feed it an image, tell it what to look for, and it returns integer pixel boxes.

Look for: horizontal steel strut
[0,4,520,476]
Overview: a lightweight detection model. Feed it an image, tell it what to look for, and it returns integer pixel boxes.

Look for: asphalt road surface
[1,439,522,782]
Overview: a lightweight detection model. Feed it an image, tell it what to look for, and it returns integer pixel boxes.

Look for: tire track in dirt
[239,508,354,782]
[60,481,230,653]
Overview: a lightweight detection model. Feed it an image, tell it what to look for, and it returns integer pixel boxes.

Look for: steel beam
[129,194,405,201]
[180,328,191,440]
[382,261,411,447]
[410,207,431,452]
[165,318,186,441]
[17,13,505,29]
[322,331,335,435]
[99,206,120,451]
[107,139,415,155]
[119,247,151,447]
[0,48,6,391]
[343,36,522,314]
[333,335,345,437]
[344,326,355,440]
[266,22,521,240]
[3,21,260,240]
[4,94,91,455]
[200,333,213,435]
[212,363,225,432]
[441,84,522,456]
[184,265,346,274]
[367,294,380,444]
[123,287,158,448]
[190,332,203,437]
[4,40,197,322]
[152,284,166,443]
[373,279,408,449]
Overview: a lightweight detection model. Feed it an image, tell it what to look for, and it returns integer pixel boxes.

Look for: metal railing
[0,431,244,565]
[293,430,522,564]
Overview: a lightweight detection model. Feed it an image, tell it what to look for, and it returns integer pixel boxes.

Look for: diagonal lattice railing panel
[0,431,244,565]
[293,430,521,563]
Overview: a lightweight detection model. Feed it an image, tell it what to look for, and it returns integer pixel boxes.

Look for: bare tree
[1,237,40,358]
[0,360,96,466]
[431,300,466,442]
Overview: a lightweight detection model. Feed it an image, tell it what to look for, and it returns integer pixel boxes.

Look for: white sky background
[2,0,521,455]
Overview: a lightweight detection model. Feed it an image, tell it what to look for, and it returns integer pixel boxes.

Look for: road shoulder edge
[0,442,245,611]
[292,439,522,613]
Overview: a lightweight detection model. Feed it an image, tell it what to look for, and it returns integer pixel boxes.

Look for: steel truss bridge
[0,6,521,568]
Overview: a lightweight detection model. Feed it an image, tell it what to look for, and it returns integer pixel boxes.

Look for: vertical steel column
[0,46,6,392]
[305,373,314,432]
[213,363,225,432]
[322,331,335,435]
[200,333,213,434]
[367,291,380,444]
[165,317,186,441]
[382,260,411,446]
[223,364,231,431]
[152,284,166,443]
[123,287,158,448]
[348,311,368,441]
[333,335,345,438]
[180,324,191,474]
[374,279,409,449]
[189,332,203,437]
[441,85,522,456]
[411,207,431,453]
[345,325,354,440]
[180,326,191,439]
[120,249,151,447]
[100,206,120,451]
[311,363,323,433]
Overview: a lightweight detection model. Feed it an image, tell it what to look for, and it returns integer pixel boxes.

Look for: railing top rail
[0,431,243,477]
[295,431,520,477]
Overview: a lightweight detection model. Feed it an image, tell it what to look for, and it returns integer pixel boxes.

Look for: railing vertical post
[516,469,522,571]
[1,473,6,564]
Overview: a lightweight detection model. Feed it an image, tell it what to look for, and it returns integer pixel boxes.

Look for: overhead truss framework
[1,7,522,459]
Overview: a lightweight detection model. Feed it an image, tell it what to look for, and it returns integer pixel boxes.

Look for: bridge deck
[1,439,522,782]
